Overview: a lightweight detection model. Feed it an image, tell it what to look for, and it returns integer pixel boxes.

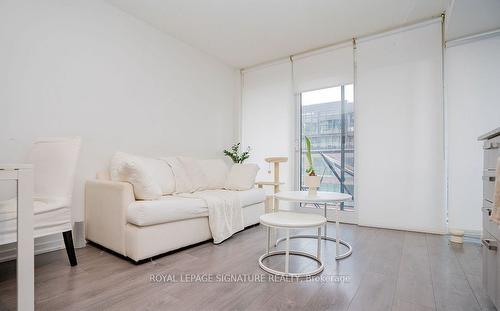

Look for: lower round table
[259,211,326,278]
[274,191,353,260]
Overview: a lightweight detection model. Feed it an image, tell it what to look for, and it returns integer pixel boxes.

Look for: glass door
[299,84,355,216]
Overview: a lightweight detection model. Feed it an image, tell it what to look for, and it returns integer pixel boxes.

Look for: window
[300,84,354,210]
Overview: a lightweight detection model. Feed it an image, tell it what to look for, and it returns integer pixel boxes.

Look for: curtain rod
[241,14,444,72]
[355,15,442,44]
[446,28,500,48]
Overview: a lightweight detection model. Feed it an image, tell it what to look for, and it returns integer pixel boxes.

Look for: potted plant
[223,143,251,163]
[304,136,321,196]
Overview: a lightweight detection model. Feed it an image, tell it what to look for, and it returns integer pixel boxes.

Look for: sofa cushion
[141,157,175,195]
[110,152,175,195]
[127,196,208,226]
[198,159,228,190]
[0,198,71,244]
[162,156,209,193]
[224,164,260,191]
[126,188,266,227]
[178,156,209,192]
[162,157,191,193]
[110,152,163,200]
[237,188,266,207]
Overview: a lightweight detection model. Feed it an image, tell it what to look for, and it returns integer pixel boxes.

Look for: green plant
[305,136,316,176]
[223,143,250,164]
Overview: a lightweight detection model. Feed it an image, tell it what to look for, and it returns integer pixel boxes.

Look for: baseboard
[357,222,448,235]
[295,207,358,224]
[0,234,65,263]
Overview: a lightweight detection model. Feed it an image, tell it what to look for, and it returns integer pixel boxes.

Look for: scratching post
[255,157,288,247]
[255,157,288,212]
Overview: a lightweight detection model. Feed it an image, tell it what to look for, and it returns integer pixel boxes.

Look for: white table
[274,191,352,260]
[259,211,326,277]
[0,164,34,311]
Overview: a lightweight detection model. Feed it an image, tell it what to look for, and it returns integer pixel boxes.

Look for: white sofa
[85,153,265,262]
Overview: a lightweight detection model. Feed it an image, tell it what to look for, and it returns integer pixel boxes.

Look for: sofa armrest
[85,179,135,256]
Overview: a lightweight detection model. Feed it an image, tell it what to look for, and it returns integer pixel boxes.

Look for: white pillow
[141,157,175,195]
[224,164,259,191]
[178,156,209,192]
[111,153,175,195]
[162,156,209,193]
[199,159,229,190]
[162,157,193,194]
[110,152,163,200]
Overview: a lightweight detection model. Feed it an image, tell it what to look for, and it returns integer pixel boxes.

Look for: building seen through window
[300,84,354,209]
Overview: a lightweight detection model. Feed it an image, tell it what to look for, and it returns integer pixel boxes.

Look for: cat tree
[255,156,288,212]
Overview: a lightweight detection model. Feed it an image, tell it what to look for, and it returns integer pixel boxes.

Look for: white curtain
[241,43,354,196]
[293,42,354,93]
[446,34,500,233]
[355,20,446,233]
[241,61,293,192]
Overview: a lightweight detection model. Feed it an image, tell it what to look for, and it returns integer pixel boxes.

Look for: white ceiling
[446,0,500,41]
[107,0,451,68]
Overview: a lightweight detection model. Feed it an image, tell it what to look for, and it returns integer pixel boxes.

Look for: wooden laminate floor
[0,224,494,311]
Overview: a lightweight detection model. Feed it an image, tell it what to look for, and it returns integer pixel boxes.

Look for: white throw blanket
[176,190,244,244]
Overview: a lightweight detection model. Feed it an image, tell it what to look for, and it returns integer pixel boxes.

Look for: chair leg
[62,230,77,266]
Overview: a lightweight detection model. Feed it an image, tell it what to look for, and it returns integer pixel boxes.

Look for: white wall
[0,0,237,245]
[446,34,500,234]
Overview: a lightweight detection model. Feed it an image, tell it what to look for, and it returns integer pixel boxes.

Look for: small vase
[304,175,321,196]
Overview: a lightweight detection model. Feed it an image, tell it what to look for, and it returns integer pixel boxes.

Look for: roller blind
[355,20,446,233]
[446,34,500,233]
[293,42,354,93]
[241,61,293,192]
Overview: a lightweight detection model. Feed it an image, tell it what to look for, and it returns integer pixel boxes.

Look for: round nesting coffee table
[259,211,326,278]
[274,191,353,260]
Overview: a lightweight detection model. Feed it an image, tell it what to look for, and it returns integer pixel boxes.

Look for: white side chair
[27,137,81,266]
